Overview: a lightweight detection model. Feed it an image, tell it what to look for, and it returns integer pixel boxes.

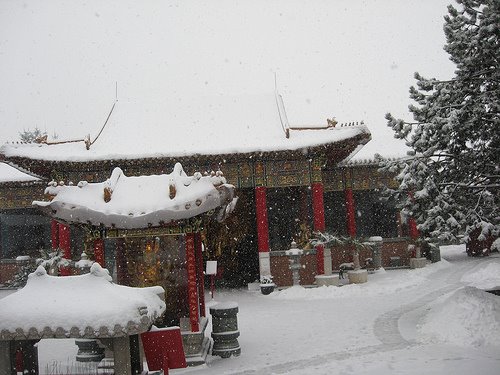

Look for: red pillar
[185,233,199,332]
[58,223,71,276]
[345,188,357,238]
[93,239,105,267]
[51,220,59,250]
[255,186,270,253]
[408,218,420,240]
[195,233,206,318]
[312,182,325,275]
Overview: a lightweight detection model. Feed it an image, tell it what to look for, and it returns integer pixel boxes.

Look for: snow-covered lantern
[285,241,304,286]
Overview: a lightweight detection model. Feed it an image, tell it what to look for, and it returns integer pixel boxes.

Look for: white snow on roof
[0,264,165,338]
[1,95,369,162]
[0,162,40,183]
[33,163,236,228]
[0,0,454,161]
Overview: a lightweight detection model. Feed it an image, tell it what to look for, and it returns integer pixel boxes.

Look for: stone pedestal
[410,257,427,269]
[286,241,303,286]
[347,269,368,284]
[323,248,333,275]
[210,302,240,359]
[315,274,339,287]
[181,317,211,366]
[368,236,383,270]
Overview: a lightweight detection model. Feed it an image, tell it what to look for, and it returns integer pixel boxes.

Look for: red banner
[186,233,199,332]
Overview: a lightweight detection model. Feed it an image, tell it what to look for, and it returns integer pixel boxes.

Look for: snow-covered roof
[0,264,165,340]
[0,162,40,183]
[0,94,370,162]
[33,162,236,229]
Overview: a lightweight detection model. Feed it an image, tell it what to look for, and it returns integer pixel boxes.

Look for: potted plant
[259,275,275,295]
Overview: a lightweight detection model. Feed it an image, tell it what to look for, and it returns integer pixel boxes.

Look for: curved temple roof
[0,162,40,183]
[0,264,165,340]
[33,162,236,229]
[0,94,370,163]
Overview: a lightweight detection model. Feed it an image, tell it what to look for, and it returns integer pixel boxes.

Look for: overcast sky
[0,0,455,158]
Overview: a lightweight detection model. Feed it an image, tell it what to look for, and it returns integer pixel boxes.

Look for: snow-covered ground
[2,244,499,374]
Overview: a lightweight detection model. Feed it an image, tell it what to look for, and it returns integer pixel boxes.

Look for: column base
[410,257,427,269]
[258,252,271,277]
[347,269,368,284]
[182,317,211,366]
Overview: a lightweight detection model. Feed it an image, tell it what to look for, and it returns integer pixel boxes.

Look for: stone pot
[260,283,275,295]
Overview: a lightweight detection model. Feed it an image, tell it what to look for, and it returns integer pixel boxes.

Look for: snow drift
[418,286,500,348]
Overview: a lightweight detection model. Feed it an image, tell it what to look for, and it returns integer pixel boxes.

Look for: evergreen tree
[6,262,36,288]
[384,0,499,244]
[18,127,46,143]
[37,248,70,275]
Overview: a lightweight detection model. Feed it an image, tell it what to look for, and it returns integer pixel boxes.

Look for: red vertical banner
[93,239,105,267]
[51,220,59,250]
[312,182,326,275]
[58,223,71,276]
[345,188,357,238]
[185,233,199,332]
[195,233,206,318]
[255,186,270,253]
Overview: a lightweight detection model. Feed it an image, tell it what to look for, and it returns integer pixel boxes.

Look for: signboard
[206,260,218,275]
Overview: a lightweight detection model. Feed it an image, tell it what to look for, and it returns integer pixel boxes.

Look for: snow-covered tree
[19,127,47,143]
[383,0,499,244]
[37,248,71,275]
[5,262,36,288]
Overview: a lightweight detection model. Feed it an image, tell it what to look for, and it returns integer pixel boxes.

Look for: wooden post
[409,218,420,240]
[312,182,326,275]
[51,220,59,250]
[113,336,132,375]
[345,188,357,238]
[255,186,271,277]
[311,157,326,275]
[115,238,130,286]
[255,186,270,253]
[0,341,11,375]
[58,223,71,276]
[195,233,206,318]
[186,233,200,332]
[93,238,105,267]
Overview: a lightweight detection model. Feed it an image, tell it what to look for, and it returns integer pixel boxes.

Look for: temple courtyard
[1,244,499,374]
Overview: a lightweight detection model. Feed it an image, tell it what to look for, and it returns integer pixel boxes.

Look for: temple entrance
[204,189,259,288]
[112,235,189,327]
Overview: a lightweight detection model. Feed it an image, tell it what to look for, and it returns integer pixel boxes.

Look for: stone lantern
[285,241,303,286]
[368,236,383,271]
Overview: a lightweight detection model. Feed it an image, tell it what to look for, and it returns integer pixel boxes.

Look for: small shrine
[0,263,165,374]
[31,162,237,366]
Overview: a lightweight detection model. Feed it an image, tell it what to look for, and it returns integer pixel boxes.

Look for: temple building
[0,93,414,288]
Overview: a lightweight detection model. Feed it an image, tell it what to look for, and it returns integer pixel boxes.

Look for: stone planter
[315,274,339,287]
[347,269,368,284]
[410,257,427,269]
[260,283,275,295]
